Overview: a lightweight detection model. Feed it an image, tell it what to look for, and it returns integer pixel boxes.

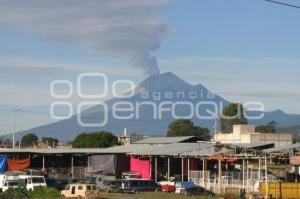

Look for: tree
[255,121,277,133]
[167,119,211,141]
[21,133,39,147]
[72,131,118,148]
[221,103,248,133]
[42,137,59,147]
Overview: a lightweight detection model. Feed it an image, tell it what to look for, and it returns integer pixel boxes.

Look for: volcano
[20,72,300,140]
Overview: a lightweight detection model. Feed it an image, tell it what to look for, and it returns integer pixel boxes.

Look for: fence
[48,166,86,179]
[189,170,265,194]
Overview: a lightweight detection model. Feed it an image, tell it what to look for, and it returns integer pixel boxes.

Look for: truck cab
[0,173,20,192]
[18,175,47,191]
[2,180,19,192]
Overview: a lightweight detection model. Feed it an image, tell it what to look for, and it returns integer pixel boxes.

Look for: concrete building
[215,124,292,147]
[117,128,145,145]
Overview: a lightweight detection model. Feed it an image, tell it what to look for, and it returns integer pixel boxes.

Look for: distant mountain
[16,72,300,140]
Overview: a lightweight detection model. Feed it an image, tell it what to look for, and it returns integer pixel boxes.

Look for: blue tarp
[0,155,7,173]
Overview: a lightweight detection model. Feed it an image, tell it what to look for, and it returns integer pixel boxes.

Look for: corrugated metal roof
[232,143,274,149]
[0,148,108,154]
[181,145,215,157]
[0,145,167,155]
[263,143,300,153]
[101,144,155,153]
[129,143,212,156]
[133,136,197,144]
[1,142,291,157]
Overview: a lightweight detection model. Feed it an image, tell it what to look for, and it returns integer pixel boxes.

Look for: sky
[0,0,299,134]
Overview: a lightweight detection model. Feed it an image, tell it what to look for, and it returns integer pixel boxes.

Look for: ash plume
[0,0,170,75]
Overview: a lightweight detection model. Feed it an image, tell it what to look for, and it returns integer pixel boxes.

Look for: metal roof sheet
[129,142,212,156]
[0,142,215,157]
[133,136,197,144]
[180,146,215,157]
[232,142,274,149]
[0,148,108,154]
[263,143,300,153]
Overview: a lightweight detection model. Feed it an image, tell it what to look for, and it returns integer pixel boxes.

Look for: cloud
[0,56,146,78]
[0,0,170,75]
[158,56,300,81]
[0,66,75,76]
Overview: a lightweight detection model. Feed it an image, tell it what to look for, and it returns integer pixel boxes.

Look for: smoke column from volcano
[0,0,170,75]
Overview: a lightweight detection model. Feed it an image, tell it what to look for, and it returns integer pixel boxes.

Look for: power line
[0,109,12,113]
[18,109,51,116]
[264,0,300,9]
[0,109,50,116]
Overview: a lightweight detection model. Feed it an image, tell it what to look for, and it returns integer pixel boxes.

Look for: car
[122,171,140,179]
[157,180,176,192]
[61,183,99,198]
[121,179,159,193]
[45,178,67,190]
[175,181,214,196]
[91,173,117,190]
[175,181,196,194]
[101,180,121,192]
[183,186,215,196]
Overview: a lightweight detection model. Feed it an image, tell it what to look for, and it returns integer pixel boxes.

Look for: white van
[61,183,99,198]
[0,174,20,192]
[19,175,47,191]
[2,180,19,192]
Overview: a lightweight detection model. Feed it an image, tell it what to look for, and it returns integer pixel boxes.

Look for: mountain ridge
[12,72,300,140]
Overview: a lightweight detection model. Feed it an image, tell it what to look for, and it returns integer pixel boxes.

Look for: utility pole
[213,117,218,141]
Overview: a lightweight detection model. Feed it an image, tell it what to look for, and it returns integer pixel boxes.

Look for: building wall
[233,125,255,135]
[215,125,292,146]
[250,133,292,147]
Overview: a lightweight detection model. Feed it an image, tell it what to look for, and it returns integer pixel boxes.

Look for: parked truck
[259,182,300,199]
[19,175,47,191]
[0,173,20,192]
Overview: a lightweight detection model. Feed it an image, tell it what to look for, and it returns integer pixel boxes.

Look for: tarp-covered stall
[130,156,151,179]
[7,158,30,171]
[0,155,7,173]
[88,154,129,177]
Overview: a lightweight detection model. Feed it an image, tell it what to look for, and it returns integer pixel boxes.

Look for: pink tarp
[130,156,151,179]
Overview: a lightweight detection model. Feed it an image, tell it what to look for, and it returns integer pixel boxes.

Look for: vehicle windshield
[7,181,19,186]
[32,177,45,183]
[175,182,183,188]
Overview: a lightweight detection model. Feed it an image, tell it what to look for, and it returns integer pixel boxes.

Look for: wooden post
[167,157,170,181]
[42,155,45,172]
[218,158,222,194]
[150,157,152,179]
[187,158,190,181]
[202,158,205,188]
[246,159,249,191]
[242,159,245,188]
[71,155,74,178]
[181,158,184,181]
[155,157,158,183]
[258,158,261,181]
